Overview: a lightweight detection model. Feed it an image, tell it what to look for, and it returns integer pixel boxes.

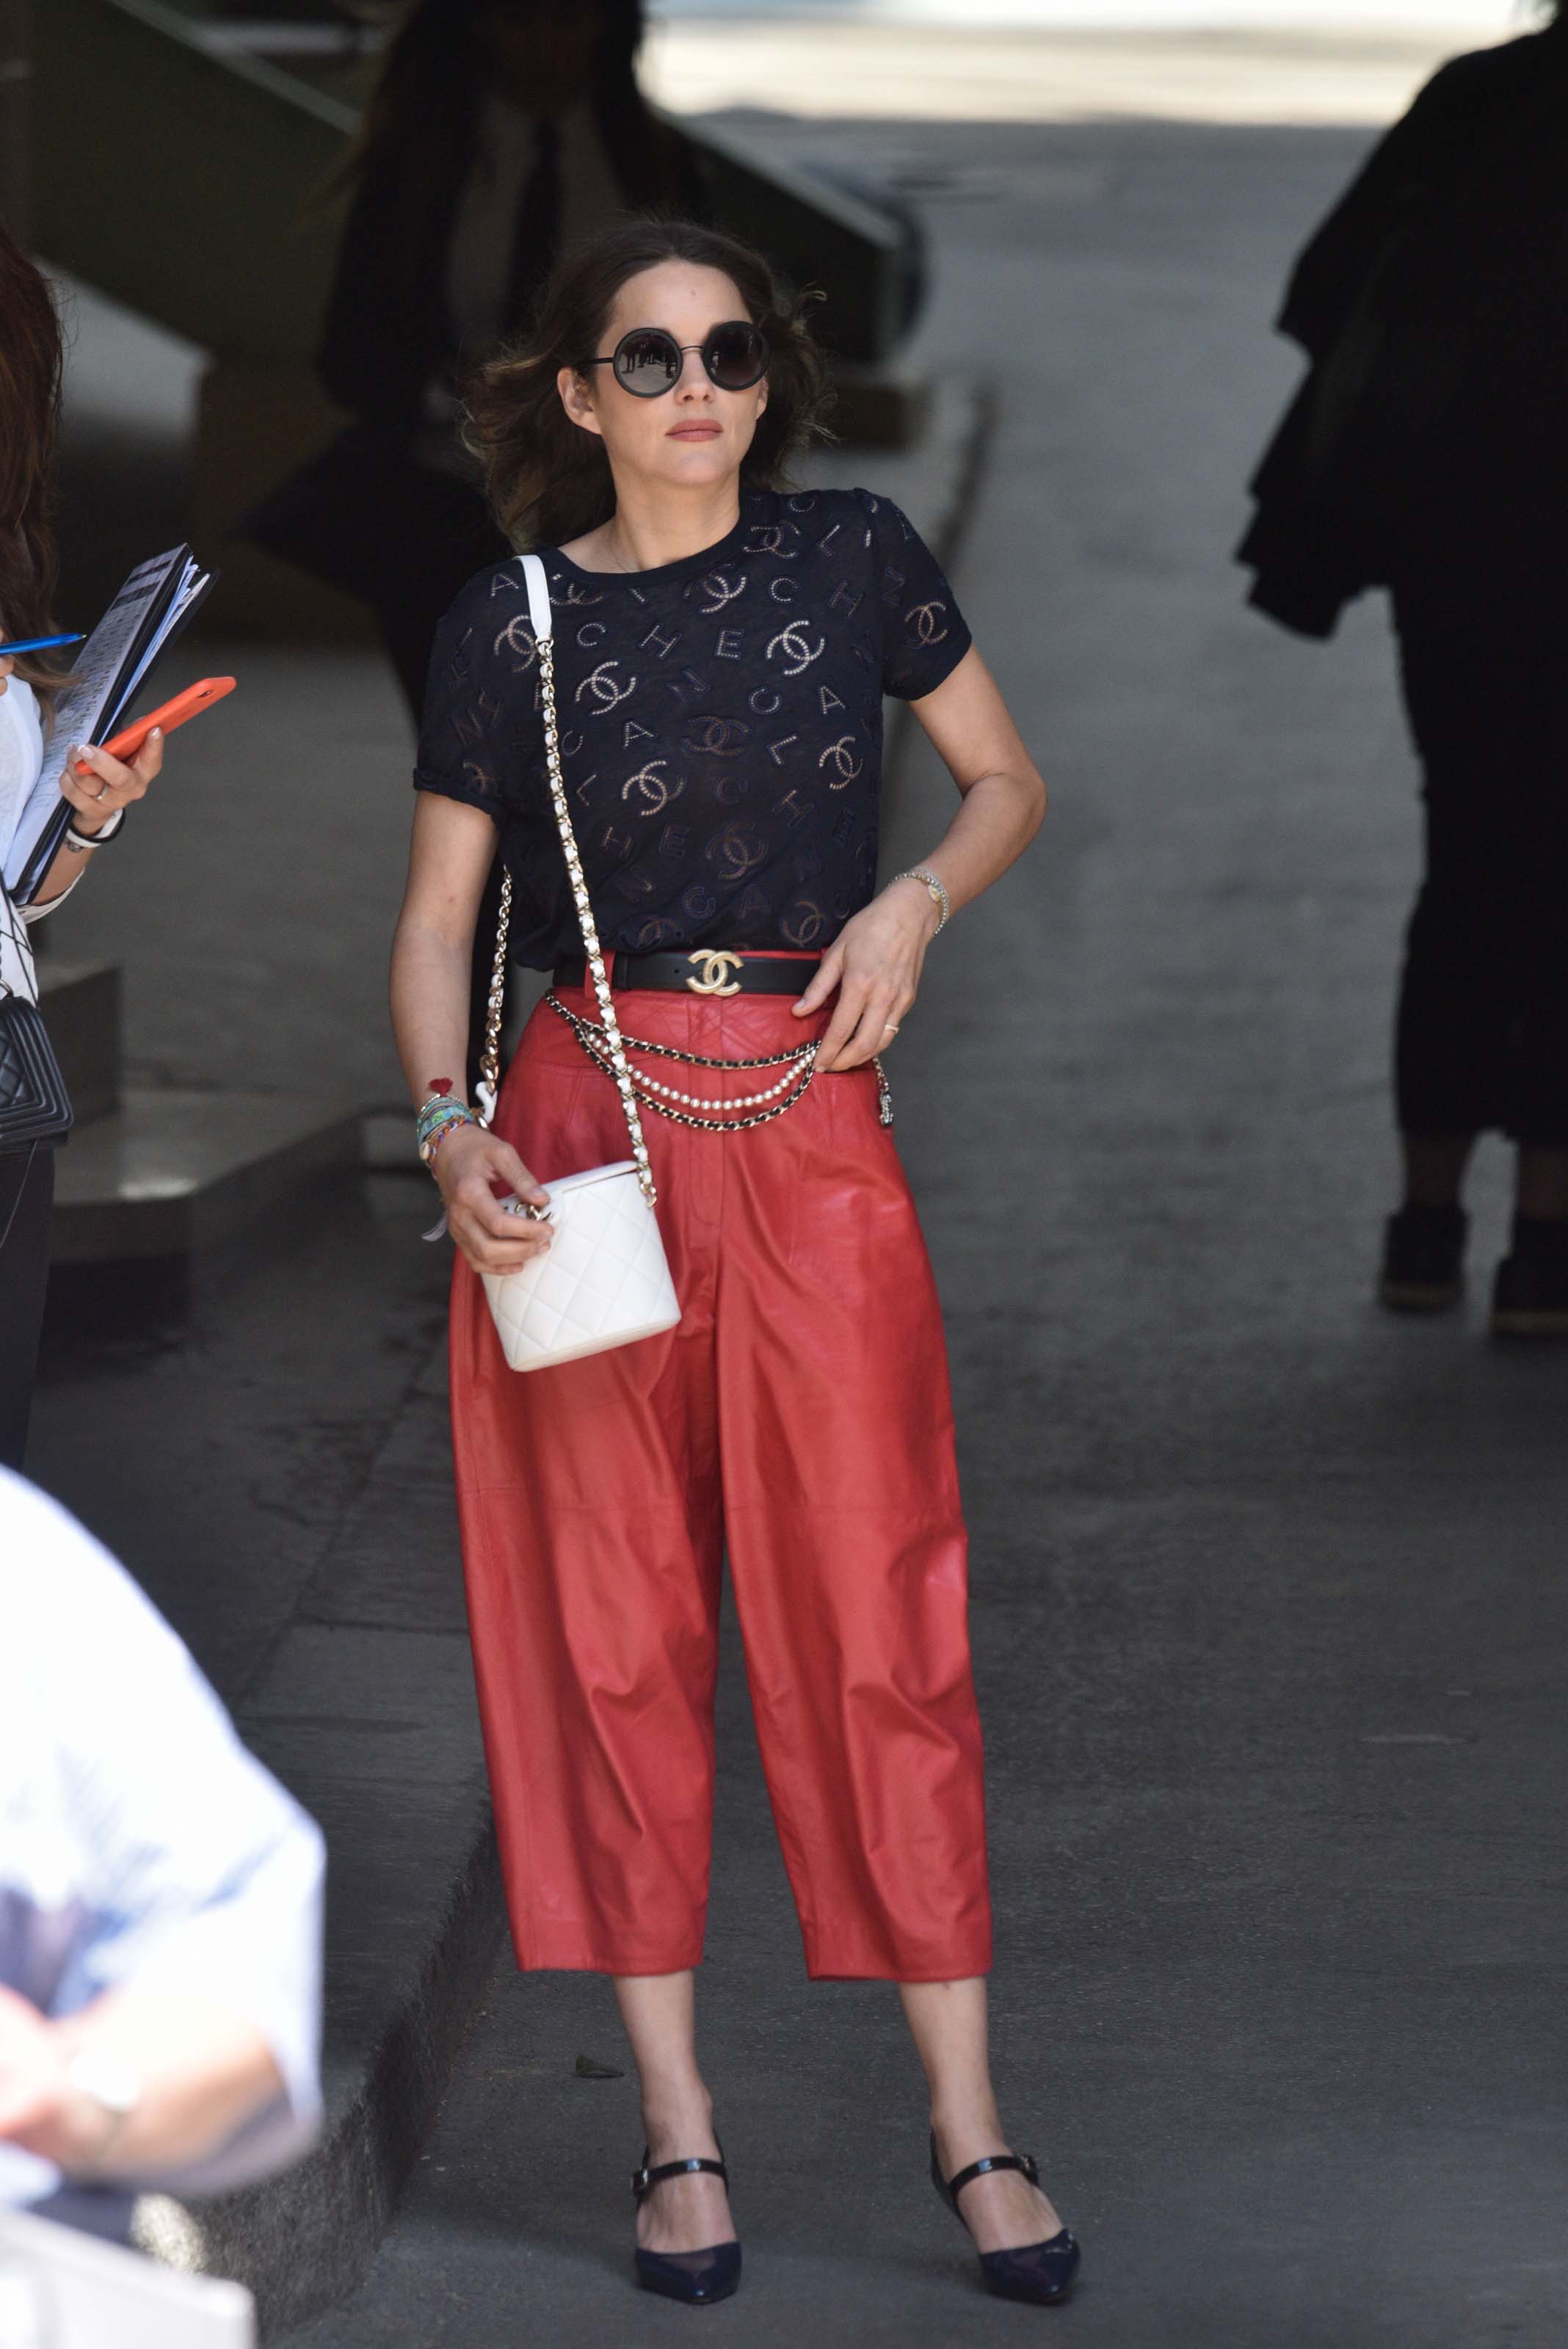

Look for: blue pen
[0,631,84,657]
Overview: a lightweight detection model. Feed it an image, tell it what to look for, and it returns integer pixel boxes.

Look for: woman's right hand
[434,1125,554,1277]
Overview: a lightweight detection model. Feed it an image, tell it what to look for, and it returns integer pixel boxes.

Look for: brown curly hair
[463,217,836,550]
[0,227,68,713]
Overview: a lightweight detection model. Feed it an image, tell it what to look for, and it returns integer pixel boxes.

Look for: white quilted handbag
[473,553,680,1373]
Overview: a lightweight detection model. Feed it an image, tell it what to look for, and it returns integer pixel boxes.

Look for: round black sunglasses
[576,321,769,399]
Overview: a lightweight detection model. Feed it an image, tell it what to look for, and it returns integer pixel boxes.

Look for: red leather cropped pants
[448,974,992,1981]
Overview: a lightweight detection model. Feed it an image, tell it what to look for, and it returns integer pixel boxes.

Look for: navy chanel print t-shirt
[412,484,972,967]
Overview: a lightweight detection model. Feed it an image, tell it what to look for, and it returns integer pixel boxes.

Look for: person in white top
[0,226,177,1470]
[0,1467,325,2242]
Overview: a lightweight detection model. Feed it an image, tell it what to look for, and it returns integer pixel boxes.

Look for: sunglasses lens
[615,330,680,396]
[706,324,767,389]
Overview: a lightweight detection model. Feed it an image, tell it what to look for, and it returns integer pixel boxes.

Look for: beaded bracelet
[415,1091,472,1129]
[416,1103,474,1147]
[419,1122,475,1170]
[415,1099,465,1141]
[421,1115,478,1170]
[893,865,951,934]
[416,1098,479,1166]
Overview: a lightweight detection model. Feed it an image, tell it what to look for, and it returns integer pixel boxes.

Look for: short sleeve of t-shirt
[853,487,973,702]
[412,564,534,817]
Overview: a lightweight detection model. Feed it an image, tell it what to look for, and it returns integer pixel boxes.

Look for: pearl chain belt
[545,990,893,1132]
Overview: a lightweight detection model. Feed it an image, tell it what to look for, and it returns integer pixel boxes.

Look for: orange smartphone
[73,675,236,774]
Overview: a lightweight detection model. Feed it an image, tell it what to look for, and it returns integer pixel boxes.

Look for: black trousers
[1392,581,1568,1145]
[0,1144,54,1470]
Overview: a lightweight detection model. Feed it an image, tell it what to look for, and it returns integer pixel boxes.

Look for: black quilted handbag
[0,994,73,1152]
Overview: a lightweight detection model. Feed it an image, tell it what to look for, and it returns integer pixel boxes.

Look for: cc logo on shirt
[819,734,864,789]
[683,714,752,758]
[686,949,744,997]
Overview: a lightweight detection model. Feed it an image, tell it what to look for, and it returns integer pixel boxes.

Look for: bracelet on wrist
[65,806,126,852]
[416,1098,480,1166]
[893,865,950,935]
[419,1125,471,1170]
[417,1111,473,1156]
[415,1093,474,1134]
[421,1116,478,1169]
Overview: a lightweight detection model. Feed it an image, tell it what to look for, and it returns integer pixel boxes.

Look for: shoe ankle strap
[945,2149,1039,2199]
[634,2153,728,2201]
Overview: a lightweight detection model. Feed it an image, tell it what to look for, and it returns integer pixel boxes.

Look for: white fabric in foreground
[0,1470,325,2210]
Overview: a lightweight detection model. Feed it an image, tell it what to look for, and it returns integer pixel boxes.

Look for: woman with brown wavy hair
[0,230,170,1467]
[390,217,1081,2308]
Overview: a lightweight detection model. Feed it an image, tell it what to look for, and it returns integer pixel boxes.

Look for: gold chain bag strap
[469,553,680,1372]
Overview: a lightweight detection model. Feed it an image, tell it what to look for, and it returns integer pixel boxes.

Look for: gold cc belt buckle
[686,948,743,997]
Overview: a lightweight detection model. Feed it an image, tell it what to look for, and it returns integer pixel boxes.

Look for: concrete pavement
[270,110,1568,2349]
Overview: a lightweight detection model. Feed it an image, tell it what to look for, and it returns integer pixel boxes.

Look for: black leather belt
[552,949,821,998]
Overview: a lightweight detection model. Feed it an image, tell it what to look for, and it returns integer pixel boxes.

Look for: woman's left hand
[792,876,940,1072]
[62,727,164,834]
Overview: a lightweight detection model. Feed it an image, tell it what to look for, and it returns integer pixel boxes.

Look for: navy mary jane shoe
[931,2134,1082,2306]
[632,2149,742,2306]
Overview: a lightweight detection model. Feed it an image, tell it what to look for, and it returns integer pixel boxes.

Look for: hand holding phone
[72,676,236,775]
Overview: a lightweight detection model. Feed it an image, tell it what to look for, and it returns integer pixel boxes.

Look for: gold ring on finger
[882,1022,900,1036]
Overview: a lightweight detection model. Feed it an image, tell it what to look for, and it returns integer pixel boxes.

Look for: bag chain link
[478,633,658,1204]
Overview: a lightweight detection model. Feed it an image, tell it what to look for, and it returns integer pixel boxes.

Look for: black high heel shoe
[631,2148,742,2306]
[930,2134,1081,2306]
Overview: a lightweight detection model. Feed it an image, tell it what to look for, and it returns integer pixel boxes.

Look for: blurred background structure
[8,4,1568,2344]
[34,0,933,647]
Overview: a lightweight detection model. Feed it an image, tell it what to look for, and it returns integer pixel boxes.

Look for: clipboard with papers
[4,545,214,904]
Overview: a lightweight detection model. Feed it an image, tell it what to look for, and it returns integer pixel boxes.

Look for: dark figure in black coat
[1238,10,1568,1337]
[247,1,705,1089]
[253,0,705,719]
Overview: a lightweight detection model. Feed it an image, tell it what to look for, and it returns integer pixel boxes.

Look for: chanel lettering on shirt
[413,484,972,967]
